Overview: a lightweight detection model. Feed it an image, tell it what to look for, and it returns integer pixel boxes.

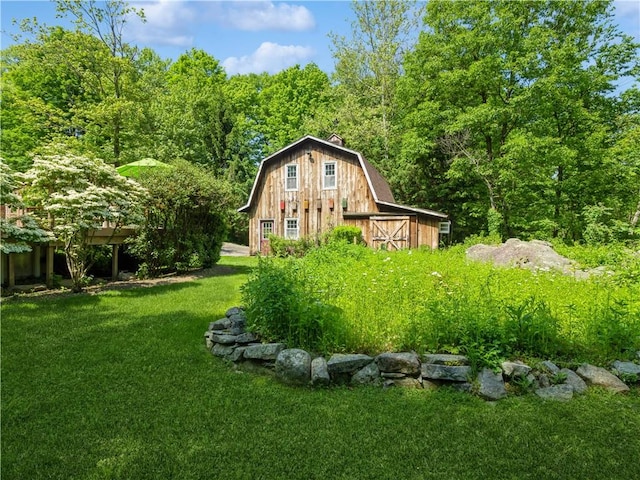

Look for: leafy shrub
[128,160,232,277]
[323,226,364,245]
[267,234,315,258]
[241,256,342,352]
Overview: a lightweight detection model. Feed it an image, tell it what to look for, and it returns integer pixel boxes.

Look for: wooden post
[46,245,54,288]
[111,244,119,281]
[8,253,15,288]
[32,245,41,278]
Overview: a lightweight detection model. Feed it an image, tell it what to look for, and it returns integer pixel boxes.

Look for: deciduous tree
[22,147,147,291]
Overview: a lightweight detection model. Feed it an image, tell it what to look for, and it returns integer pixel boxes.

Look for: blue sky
[1,1,639,77]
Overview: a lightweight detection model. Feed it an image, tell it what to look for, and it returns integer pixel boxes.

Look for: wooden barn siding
[417,216,440,249]
[248,145,378,253]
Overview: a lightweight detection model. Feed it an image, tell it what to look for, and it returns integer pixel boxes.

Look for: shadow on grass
[3,284,640,480]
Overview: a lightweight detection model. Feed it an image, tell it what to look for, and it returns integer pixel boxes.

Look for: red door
[260,220,274,255]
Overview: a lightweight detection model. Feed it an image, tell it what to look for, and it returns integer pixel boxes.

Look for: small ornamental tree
[0,159,54,254]
[21,149,147,292]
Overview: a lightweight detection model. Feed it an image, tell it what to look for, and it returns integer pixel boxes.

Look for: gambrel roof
[238,135,447,219]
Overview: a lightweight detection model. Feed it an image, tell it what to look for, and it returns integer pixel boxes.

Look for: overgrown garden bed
[242,241,640,368]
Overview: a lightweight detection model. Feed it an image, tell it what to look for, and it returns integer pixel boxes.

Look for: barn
[238,134,448,255]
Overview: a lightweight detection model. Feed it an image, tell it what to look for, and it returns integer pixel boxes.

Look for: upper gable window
[285,164,298,191]
[323,161,336,190]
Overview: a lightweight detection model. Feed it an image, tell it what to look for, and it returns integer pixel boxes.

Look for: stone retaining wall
[205,308,640,401]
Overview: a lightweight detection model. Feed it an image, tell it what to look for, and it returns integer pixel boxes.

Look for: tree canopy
[2,0,638,245]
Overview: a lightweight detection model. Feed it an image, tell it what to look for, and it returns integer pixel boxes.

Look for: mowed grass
[2,256,640,480]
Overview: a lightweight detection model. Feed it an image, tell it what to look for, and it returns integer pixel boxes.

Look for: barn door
[259,220,274,255]
[370,216,410,251]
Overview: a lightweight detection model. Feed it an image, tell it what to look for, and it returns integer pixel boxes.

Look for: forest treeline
[2,0,639,243]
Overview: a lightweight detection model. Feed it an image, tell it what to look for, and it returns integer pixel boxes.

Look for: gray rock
[560,368,588,394]
[375,352,421,375]
[204,331,214,350]
[576,364,630,393]
[227,346,247,363]
[275,349,312,385]
[612,361,640,380]
[210,333,241,345]
[311,357,331,387]
[234,332,258,344]
[450,382,473,393]
[477,368,508,400]
[540,360,560,374]
[327,354,374,374]
[466,238,576,275]
[351,362,381,386]
[209,318,231,331]
[212,343,236,358]
[422,364,472,382]
[243,343,286,361]
[383,377,423,389]
[501,361,532,378]
[225,307,244,317]
[535,384,574,401]
[637,351,640,361]
[537,374,551,389]
[422,380,439,391]
[423,354,469,365]
[380,372,407,379]
[227,314,247,335]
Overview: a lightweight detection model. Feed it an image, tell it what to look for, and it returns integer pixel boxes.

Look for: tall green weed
[242,244,640,362]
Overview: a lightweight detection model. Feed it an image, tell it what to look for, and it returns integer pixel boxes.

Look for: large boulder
[376,352,421,376]
[275,349,312,385]
[576,364,629,393]
[466,239,575,275]
[477,368,507,400]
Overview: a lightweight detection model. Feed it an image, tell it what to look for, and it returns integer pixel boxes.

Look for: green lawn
[2,256,640,480]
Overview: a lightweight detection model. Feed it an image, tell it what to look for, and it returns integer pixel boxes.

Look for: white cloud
[221,1,315,31]
[127,1,197,47]
[223,42,314,74]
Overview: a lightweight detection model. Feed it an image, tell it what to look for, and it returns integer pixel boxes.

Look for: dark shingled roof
[238,135,446,219]
[359,155,395,204]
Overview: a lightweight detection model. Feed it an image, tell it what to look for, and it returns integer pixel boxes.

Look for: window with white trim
[323,161,336,189]
[284,218,299,239]
[285,164,298,191]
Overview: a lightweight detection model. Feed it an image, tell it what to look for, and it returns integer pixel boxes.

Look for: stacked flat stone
[204,307,285,365]
[205,308,640,401]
